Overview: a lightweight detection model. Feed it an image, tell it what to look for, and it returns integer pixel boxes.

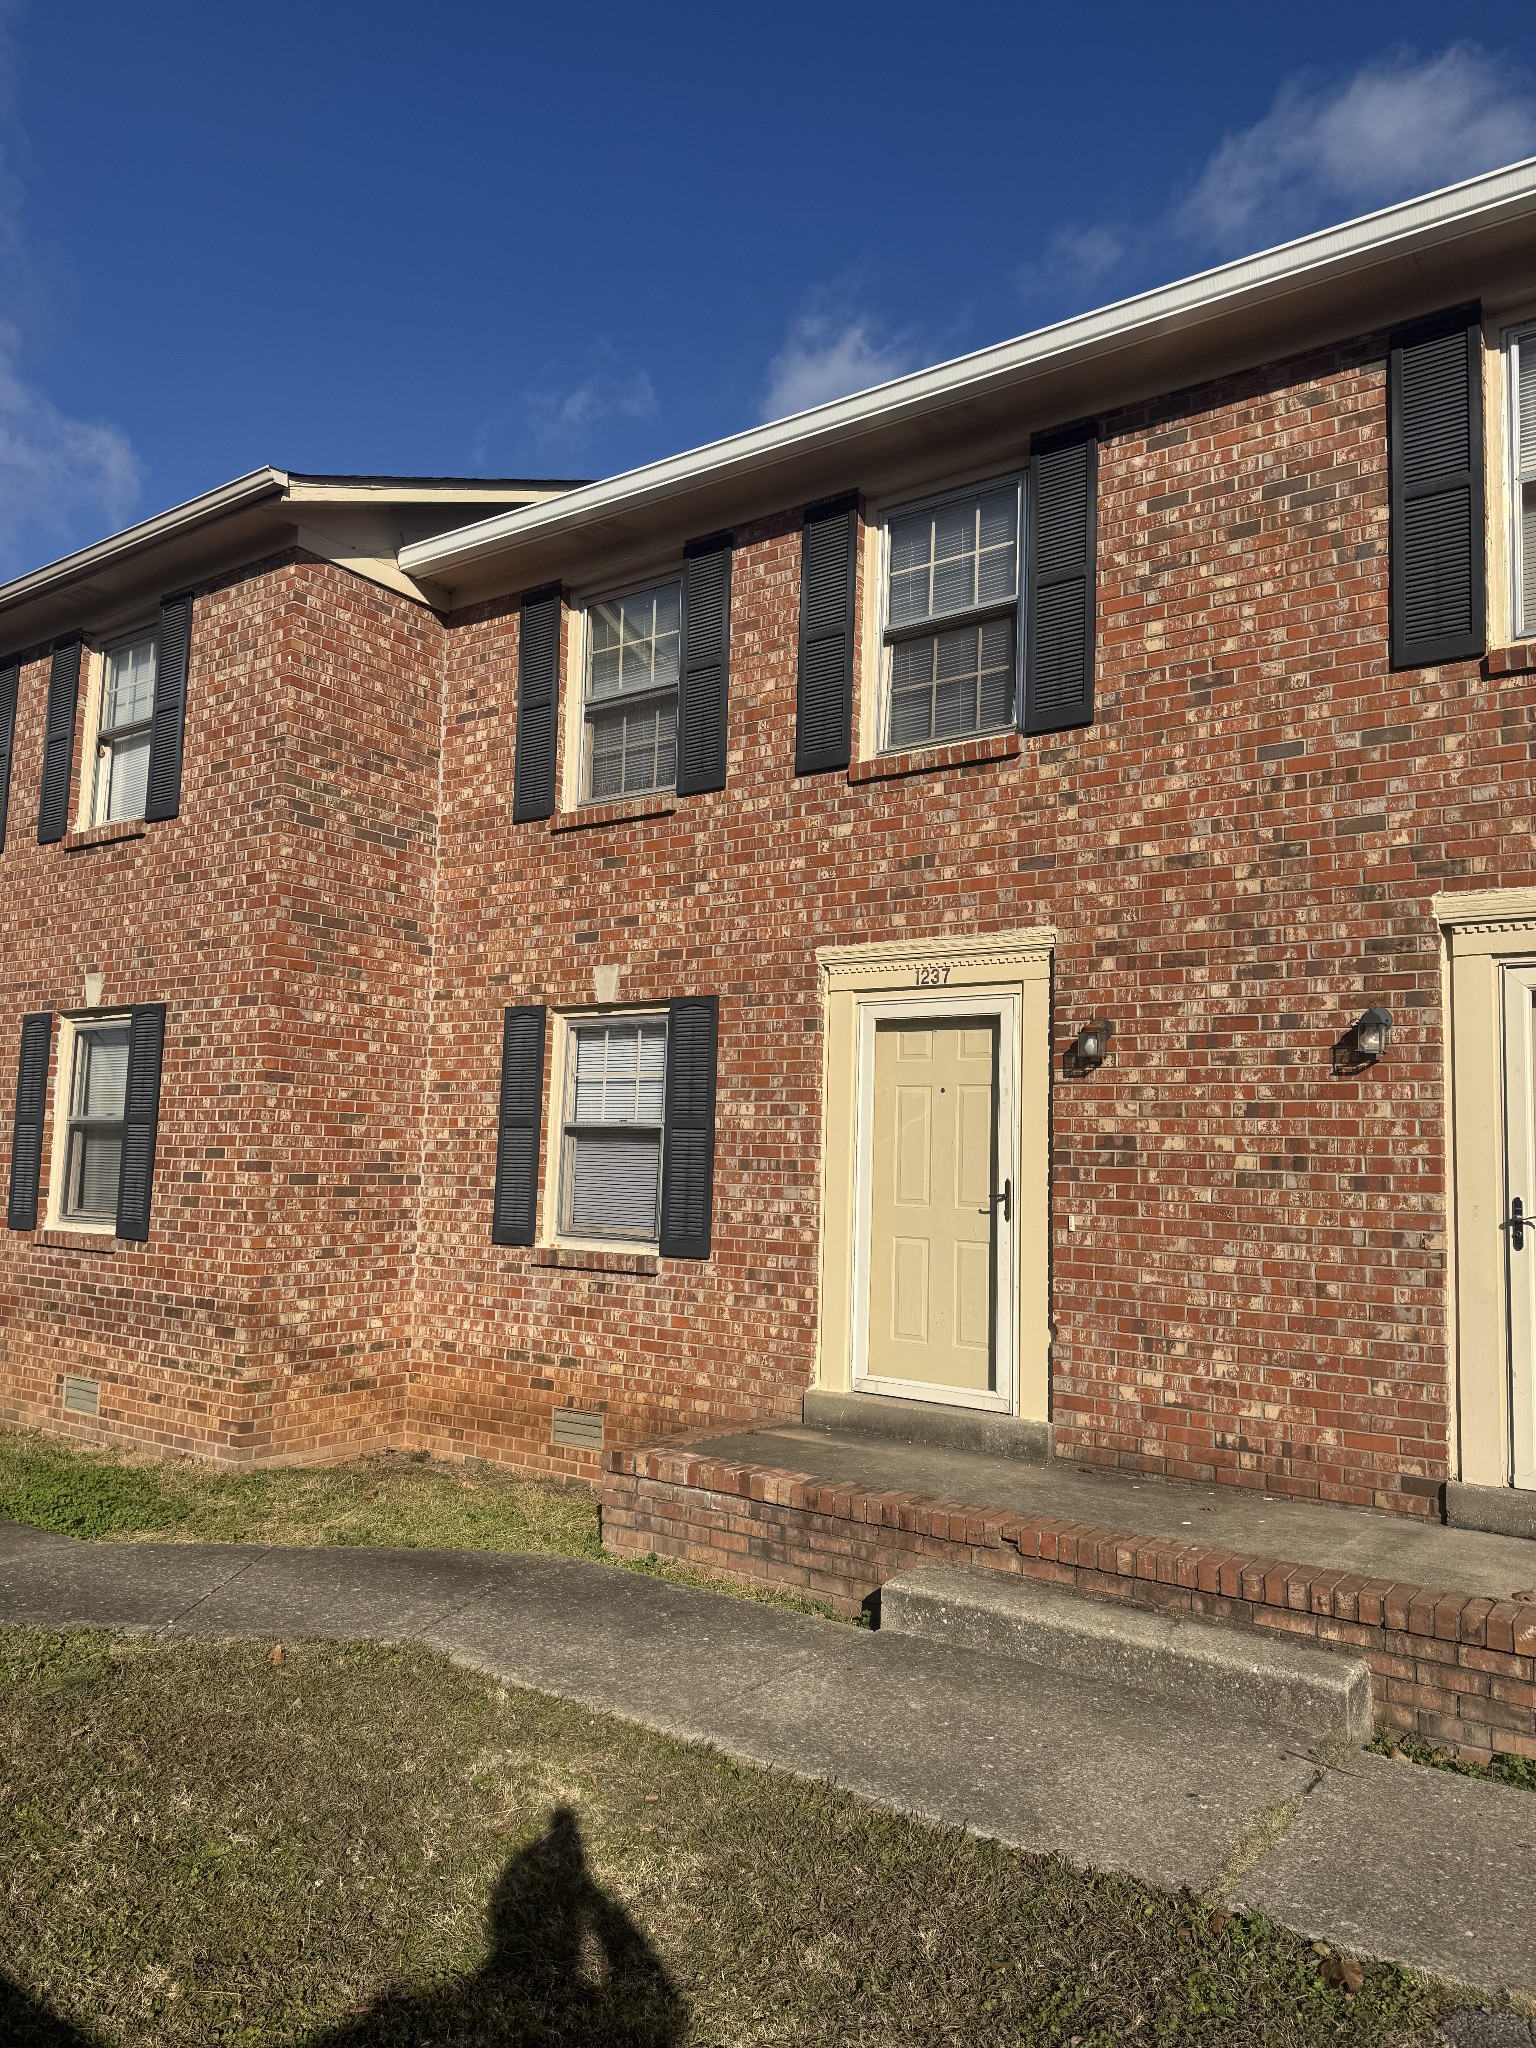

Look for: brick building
[5,163,1536,1543]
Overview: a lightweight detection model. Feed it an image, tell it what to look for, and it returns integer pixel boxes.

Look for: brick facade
[1,318,1533,1520]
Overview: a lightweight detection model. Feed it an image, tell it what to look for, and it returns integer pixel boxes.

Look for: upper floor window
[559,1015,668,1242]
[90,632,157,825]
[582,580,680,801]
[1510,327,1536,643]
[881,480,1021,751]
[61,1018,130,1225]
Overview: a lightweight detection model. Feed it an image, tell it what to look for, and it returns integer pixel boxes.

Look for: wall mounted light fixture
[1071,1017,1113,1070]
[1353,1006,1393,1061]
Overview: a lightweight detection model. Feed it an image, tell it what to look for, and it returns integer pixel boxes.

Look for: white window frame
[79,627,158,829]
[550,1009,669,1249]
[575,572,683,805]
[45,1012,132,1234]
[876,473,1024,756]
[1507,323,1536,644]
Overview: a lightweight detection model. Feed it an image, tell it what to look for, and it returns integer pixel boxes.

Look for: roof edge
[401,156,1536,584]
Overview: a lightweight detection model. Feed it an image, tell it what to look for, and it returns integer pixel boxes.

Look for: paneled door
[1502,964,1536,1490]
[853,996,1016,1410]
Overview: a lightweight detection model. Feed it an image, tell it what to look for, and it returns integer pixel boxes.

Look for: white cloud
[0,327,140,576]
[761,313,916,422]
[523,366,657,452]
[1178,44,1536,251]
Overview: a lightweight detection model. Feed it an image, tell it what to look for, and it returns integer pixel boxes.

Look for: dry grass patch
[0,1628,1457,2047]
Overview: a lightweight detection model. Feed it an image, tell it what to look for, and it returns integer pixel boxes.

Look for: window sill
[61,819,148,852]
[848,730,1021,784]
[551,797,679,833]
[1485,643,1536,679]
[36,1228,118,1253]
[535,1245,659,1275]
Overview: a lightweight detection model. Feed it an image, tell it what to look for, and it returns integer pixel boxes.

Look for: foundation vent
[551,1407,604,1453]
[62,1375,100,1417]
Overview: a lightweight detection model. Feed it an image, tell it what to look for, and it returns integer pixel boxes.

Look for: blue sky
[2,2,1535,578]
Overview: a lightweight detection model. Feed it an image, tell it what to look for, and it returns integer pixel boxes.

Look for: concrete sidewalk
[1,1518,1531,1999]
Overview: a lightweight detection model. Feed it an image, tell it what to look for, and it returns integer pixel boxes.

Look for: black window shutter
[115,1003,166,1242]
[7,1012,52,1231]
[37,637,82,844]
[492,1005,547,1246]
[795,495,858,775]
[659,995,718,1259]
[1388,306,1485,670]
[0,658,18,854]
[511,586,562,823]
[676,535,732,796]
[144,591,192,822]
[1025,427,1098,735]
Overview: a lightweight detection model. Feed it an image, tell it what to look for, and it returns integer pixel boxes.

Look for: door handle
[1508,1196,1527,1252]
[986,1179,1012,1225]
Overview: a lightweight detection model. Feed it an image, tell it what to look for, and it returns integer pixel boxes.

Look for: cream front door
[1502,965,1536,1490]
[862,1014,1004,1401]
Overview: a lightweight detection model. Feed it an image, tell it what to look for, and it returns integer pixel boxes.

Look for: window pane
[572,1019,667,1125]
[102,636,157,733]
[73,1027,130,1120]
[586,582,682,702]
[66,1129,122,1221]
[587,700,676,800]
[1519,336,1536,477]
[884,618,1015,750]
[104,731,151,823]
[1524,479,1536,640]
[885,487,1018,629]
[566,1129,661,1240]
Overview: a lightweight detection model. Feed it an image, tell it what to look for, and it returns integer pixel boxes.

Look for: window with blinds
[1512,330,1536,642]
[90,632,157,826]
[62,1019,130,1223]
[881,480,1022,750]
[560,1017,667,1242]
[582,580,681,801]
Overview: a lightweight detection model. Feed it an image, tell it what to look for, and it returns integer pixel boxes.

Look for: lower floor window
[62,1020,130,1222]
[560,1016,667,1242]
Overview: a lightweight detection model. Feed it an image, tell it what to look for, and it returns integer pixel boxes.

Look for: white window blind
[561,1018,667,1241]
[63,1022,130,1222]
[882,483,1020,749]
[1515,332,1536,641]
[92,634,156,825]
[584,582,680,800]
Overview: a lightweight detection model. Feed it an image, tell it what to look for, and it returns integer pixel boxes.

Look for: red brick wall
[413,326,1517,1511]
[0,554,439,1461]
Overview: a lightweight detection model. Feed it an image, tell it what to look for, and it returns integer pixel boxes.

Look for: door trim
[850,992,1018,1414]
[812,927,1054,1423]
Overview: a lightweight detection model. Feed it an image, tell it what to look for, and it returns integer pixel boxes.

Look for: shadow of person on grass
[312,1805,687,2047]
[0,1807,685,2048]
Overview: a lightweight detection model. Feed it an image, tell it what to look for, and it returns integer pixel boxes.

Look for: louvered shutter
[676,535,732,795]
[658,995,718,1259]
[795,496,858,774]
[37,637,82,844]
[1388,307,1485,670]
[115,1003,165,1241]
[511,587,562,822]
[143,592,192,822]
[1025,427,1097,734]
[492,1005,547,1245]
[0,658,18,853]
[7,1012,52,1230]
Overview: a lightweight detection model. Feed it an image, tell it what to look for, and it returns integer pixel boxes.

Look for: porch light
[1072,1018,1113,1069]
[1353,1007,1393,1061]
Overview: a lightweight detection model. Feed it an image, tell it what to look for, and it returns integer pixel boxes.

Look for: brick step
[880,1564,1373,1745]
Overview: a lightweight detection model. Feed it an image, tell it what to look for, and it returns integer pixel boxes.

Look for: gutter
[401,157,1536,582]
[0,468,289,618]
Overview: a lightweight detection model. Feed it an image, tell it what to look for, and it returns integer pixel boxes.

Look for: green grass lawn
[0,1627,1459,2048]
[0,1426,838,1619]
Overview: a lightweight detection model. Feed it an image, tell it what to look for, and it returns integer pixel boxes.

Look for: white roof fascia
[0,468,290,614]
[402,157,1536,583]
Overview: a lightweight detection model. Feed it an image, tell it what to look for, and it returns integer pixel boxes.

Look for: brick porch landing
[603,1423,1536,1765]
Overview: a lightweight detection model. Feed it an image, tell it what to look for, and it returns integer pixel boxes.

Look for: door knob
[1509,1196,1527,1253]
[986,1179,1012,1225]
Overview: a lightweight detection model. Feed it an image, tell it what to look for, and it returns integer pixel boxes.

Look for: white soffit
[402,157,1536,594]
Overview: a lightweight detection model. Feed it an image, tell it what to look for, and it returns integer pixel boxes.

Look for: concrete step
[879,1566,1372,1745]
[802,1389,1051,1463]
